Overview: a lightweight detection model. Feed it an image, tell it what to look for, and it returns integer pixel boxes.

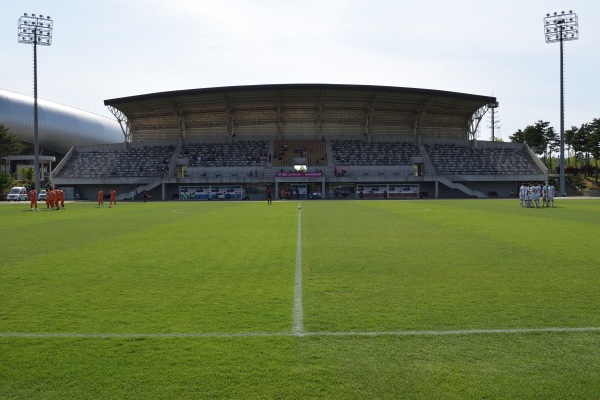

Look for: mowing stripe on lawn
[1,327,599,339]
[292,203,304,336]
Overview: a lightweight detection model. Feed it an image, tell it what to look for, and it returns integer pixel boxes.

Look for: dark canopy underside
[104,84,496,142]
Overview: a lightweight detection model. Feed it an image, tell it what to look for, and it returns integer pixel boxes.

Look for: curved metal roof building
[0,88,124,154]
[104,83,496,142]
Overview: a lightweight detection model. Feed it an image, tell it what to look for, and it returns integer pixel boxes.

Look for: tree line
[510,118,600,182]
[0,124,25,193]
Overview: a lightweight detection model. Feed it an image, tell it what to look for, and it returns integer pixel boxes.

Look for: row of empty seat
[181,141,268,168]
[332,140,420,166]
[425,144,541,175]
[59,146,173,178]
[272,139,327,167]
[56,141,542,178]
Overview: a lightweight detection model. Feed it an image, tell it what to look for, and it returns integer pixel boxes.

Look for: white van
[7,187,28,201]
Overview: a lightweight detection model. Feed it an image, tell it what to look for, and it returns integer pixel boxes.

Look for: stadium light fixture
[18,13,53,194]
[543,10,578,197]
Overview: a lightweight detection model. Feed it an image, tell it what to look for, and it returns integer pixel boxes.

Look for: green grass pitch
[1,198,599,399]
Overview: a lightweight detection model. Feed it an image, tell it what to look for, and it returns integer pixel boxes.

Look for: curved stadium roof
[1,89,124,154]
[104,84,496,142]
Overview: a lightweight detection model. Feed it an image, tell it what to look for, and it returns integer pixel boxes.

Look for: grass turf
[1,198,599,399]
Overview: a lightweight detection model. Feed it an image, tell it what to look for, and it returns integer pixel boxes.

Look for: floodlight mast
[18,13,53,194]
[544,11,578,197]
[488,102,499,141]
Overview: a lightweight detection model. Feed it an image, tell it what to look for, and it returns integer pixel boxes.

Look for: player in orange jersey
[97,188,104,207]
[45,188,50,209]
[56,187,65,210]
[47,188,55,210]
[109,187,117,208]
[28,187,38,211]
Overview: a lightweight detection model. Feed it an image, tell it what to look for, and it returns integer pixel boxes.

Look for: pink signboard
[276,172,324,178]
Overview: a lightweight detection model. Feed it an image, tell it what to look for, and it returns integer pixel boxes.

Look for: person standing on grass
[109,187,117,208]
[97,188,104,207]
[532,183,541,208]
[266,186,272,205]
[45,188,51,209]
[519,183,527,207]
[56,187,65,210]
[28,187,38,211]
[525,183,533,208]
[48,187,56,210]
[143,191,151,203]
[546,183,556,207]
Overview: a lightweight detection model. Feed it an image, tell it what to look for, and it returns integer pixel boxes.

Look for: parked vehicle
[38,189,47,201]
[7,186,28,201]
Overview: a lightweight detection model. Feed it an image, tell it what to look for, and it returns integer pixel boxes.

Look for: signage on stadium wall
[276,172,324,178]
[356,184,420,199]
[179,185,243,200]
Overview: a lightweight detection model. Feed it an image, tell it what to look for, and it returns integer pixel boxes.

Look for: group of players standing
[519,182,556,208]
[97,187,117,208]
[27,187,65,211]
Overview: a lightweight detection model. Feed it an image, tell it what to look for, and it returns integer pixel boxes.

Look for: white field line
[1,327,599,339]
[292,203,304,335]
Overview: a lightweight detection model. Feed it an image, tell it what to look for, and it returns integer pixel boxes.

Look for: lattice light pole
[18,13,53,193]
[544,10,578,197]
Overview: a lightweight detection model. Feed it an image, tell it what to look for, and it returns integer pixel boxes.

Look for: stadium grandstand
[13,84,547,200]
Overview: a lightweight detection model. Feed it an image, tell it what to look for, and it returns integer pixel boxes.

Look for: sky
[2,0,599,142]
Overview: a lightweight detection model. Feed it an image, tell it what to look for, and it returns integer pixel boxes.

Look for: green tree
[0,171,14,195]
[577,123,593,176]
[0,124,24,166]
[509,120,553,156]
[18,166,35,187]
[509,129,524,143]
[565,124,588,170]
[544,126,559,171]
[587,118,600,183]
[565,126,579,167]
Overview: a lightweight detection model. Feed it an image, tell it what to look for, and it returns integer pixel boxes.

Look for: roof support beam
[276,91,283,139]
[467,104,490,142]
[223,94,234,144]
[414,97,430,139]
[107,105,131,143]
[317,91,324,139]
[170,99,186,140]
[365,93,377,143]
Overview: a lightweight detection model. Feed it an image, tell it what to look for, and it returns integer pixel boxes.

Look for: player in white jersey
[525,183,533,208]
[519,183,527,207]
[542,183,550,207]
[546,184,556,207]
[532,183,542,207]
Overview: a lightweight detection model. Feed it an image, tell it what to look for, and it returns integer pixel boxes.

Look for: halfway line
[292,203,303,335]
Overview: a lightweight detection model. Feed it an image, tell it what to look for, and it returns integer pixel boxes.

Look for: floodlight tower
[488,102,500,141]
[18,13,53,193]
[544,10,578,197]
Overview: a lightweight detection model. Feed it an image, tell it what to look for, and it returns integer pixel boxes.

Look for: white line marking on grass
[299,327,600,337]
[1,327,599,339]
[292,203,304,336]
